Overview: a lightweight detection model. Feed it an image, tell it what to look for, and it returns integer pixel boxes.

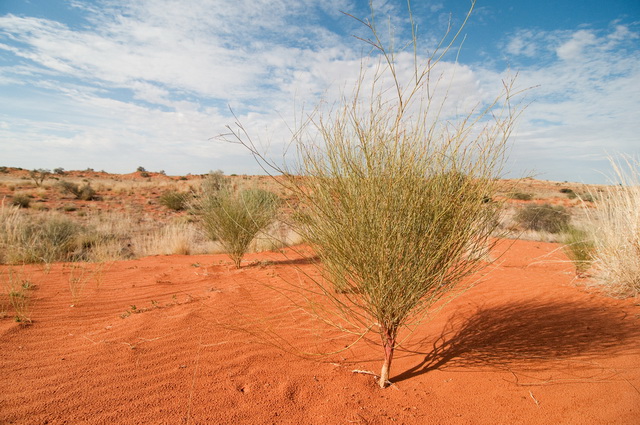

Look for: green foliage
[0,166,8,173]
[508,192,533,201]
[136,166,146,172]
[159,191,191,211]
[515,204,570,233]
[563,227,594,276]
[196,181,279,268]
[11,193,31,208]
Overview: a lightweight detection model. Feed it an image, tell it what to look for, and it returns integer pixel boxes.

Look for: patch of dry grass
[584,156,640,297]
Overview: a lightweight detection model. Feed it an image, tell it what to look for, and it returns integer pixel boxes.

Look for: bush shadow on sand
[394,299,640,383]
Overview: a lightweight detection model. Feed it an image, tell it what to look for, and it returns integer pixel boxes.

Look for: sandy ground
[1,239,639,424]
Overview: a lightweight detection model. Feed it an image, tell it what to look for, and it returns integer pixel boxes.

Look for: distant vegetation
[515,204,570,234]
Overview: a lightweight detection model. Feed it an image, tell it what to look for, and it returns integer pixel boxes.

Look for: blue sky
[0,0,638,183]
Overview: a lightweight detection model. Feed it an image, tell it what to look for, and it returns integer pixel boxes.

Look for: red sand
[1,239,639,424]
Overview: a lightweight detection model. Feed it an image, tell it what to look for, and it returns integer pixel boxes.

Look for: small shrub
[0,268,33,323]
[63,204,77,212]
[563,227,594,277]
[159,191,191,211]
[202,170,226,194]
[515,204,570,233]
[196,185,280,268]
[140,171,150,178]
[29,169,50,187]
[559,188,577,199]
[11,193,31,208]
[136,166,146,172]
[53,167,65,175]
[57,181,97,201]
[580,193,595,202]
[0,166,8,173]
[508,192,533,201]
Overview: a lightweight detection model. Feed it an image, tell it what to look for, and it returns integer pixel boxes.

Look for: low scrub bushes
[515,204,570,233]
[0,209,83,264]
[159,191,191,211]
[0,203,104,264]
[11,193,31,208]
[508,192,533,201]
[57,181,97,201]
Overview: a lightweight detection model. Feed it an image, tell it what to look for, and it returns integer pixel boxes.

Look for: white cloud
[494,24,640,181]
[0,1,638,183]
[556,29,598,61]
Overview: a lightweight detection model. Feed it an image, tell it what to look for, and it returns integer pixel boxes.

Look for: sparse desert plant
[57,180,97,201]
[67,263,101,306]
[515,203,570,234]
[225,0,520,387]
[583,156,640,297]
[1,268,33,323]
[559,187,577,199]
[563,226,594,277]
[508,192,533,201]
[159,191,191,211]
[53,167,65,175]
[580,192,595,202]
[201,170,226,194]
[29,168,50,187]
[196,181,280,268]
[11,193,31,208]
[0,166,8,173]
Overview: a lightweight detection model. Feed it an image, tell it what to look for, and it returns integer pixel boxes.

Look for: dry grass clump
[584,157,640,297]
[11,193,31,208]
[0,203,84,264]
[158,191,191,211]
[563,226,594,277]
[0,267,33,323]
[131,221,218,257]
